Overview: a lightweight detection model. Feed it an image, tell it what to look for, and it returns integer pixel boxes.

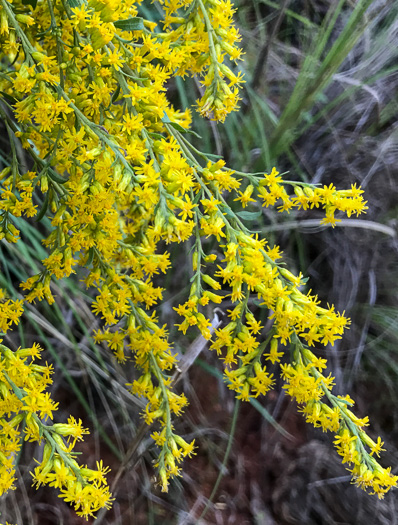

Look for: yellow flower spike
[0,166,11,179]
[245,312,263,334]
[303,186,314,198]
[79,463,111,485]
[279,267,304,287]
[253,361,263,376]
[227,304,242,320]
[305,400,321,423]
[369,437,386,458]
[173,435,197,458]
[24,415,41,442]
[201,290,223,304]
[159,467,169,493]
[225,365,248,379]
[265,338,284,364]
[0,382,9,399]
[192,251,199,271]
[293,186,304,198]
[202,273,221,290]
[234,184,256,208]
[15,14,34,26]
[371,466,398,496]
[344,408,370,428]
[168,437,183,461]
[0,9,8,35]
[52,417,89,445]
[204,253,217,263]
[236,382,251,401]
[6,413,24,429]
[50,433,70,453]
[40,442,54,467]
[359,432,386,457]
[165,451,177,471]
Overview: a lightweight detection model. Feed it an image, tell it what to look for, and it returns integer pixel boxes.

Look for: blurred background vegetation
[1,0,398,523]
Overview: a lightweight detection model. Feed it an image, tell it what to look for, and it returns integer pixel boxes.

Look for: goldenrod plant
[0,0,395,519]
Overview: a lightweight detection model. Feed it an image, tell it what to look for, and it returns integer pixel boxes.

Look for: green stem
[4,120,18,192]
[46,0,65,90]
[198,399,240,521]
[197,0,221,85]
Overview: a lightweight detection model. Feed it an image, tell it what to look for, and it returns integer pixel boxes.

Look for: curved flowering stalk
[0,283,112,515]
[0,0,395,514]
[164,128,395,497]
[282,337,398,499]
[157,0,244,121]
[0,341,113,518]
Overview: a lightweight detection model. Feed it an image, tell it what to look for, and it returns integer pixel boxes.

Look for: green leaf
[35,29,51,39]
[248,398,293,439]
[67,0,81,7]
[168,121,201,139]
[162,112,201,138]
[35,191,50,222]
[221,206,235,218]
[236,210,263,221]
[22,0,38,8]
[85,247,94,267]
[192,192,202,205]
[148,132,165,140]
[114,17,145,32]
[48,169,67,184]
[0,91,18,104]
[205,153,223,160]
[111,84,121,104]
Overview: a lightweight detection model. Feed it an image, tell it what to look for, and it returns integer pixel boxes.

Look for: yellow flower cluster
[157,0,244,121]
[0,0,394,515]
[256,167,368,225]
[0,167,37,243]
[282,341,398,498]
[0,342,113,518]
[0,289,23,333]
